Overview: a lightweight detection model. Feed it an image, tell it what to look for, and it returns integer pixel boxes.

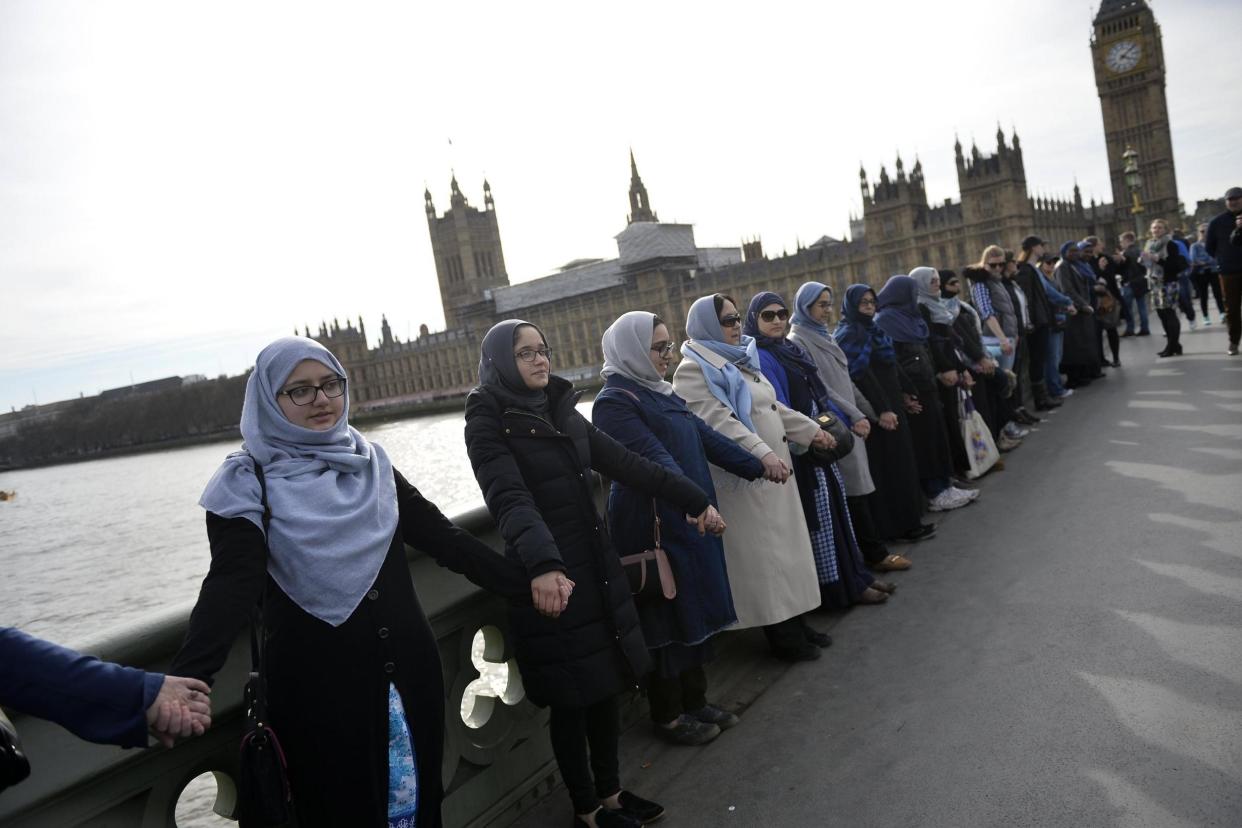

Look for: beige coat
[672,341,823,628]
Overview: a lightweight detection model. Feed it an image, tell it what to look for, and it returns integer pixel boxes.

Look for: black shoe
[576,807,642,828]
[653,715,720,746]
[1138,330,1152,336]
[1121,330,1135,337]
[772,642,821,662]
[802,628,833,648]
[616,791,666,824]
[1013,409,1041,425]
[1111,359,1121,367]
[688,704,741,730]
[895,523,937,543]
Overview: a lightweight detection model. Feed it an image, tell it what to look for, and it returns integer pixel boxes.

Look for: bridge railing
[0,501,570,828]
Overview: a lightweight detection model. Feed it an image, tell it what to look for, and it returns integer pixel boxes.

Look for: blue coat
[0,626,162,748]
[592,375,764,650]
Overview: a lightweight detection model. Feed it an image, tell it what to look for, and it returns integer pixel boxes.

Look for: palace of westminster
[310,0,1199,409]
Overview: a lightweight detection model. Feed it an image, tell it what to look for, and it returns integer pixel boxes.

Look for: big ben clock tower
[1091,0,1180,227]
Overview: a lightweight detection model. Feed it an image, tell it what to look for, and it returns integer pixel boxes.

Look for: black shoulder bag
[809,409,855,465]
[0,707,31,793]
[237,461,292,827]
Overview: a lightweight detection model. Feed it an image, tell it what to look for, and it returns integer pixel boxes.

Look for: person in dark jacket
[593,311,758,748]
[0,627,211,759]
[1141,219,1190,358]
[1014,237,1058,409]
[465,319,719,828]
[171,336,530,828]
[744,292,893,609]
[1205,186,1242,354]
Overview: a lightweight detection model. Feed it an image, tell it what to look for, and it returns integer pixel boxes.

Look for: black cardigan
[171,470,528,828]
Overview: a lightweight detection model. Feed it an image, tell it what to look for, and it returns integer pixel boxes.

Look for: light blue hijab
[681,295,760,431]
[792,281,832,335]
[200,336,398,627]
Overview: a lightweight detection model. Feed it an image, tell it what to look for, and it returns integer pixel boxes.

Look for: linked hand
[146,676,212,748]
[688,505,726,536]
[851,419,871,439]
[878,412,899,431]
[760,451,789,484]
[531,571,571,618]
[810,430,835,451]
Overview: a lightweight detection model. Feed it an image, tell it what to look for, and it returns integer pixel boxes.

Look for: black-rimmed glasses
[280,378,346,406]
[515,347,552,364]
[650,341,677,357]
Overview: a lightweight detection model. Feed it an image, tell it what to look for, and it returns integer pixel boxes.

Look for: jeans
[549,697,622,814]
[1046,330,1066,396]
[1122,285,1150,333]
[1177,272,1196,320]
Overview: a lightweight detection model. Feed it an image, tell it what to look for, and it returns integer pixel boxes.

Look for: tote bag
[959,389,999,479]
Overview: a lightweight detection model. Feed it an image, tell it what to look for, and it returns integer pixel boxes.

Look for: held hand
[1000,338,1014,355]
[1067,305,1078,316]
[851,419,871,439]
[937,370,959,387]
[878,412,899,431]
[146,676,212,748]
[531,571,568,618]
[1084,305,1095,315]
[962,370,976,389]
[902,394,923,414]
[760,451,789,484]
[810,430,835,450]
[688,505,726,536]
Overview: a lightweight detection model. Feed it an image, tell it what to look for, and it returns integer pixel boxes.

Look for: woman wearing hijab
[874,275,976,512]
[789,282,913,573]
[672,294,836,662]
[1142,218,1191,358]
[172,336,531,828]
[745,291,894,608]
[1055,242,1102,386]
[592,311,763,747]
[834,284,939,541]
[911,267,972,476]
[464,319,721,828]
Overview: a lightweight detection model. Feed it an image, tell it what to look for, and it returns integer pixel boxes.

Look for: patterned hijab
[834,284,896,377]
[199,336,398,627]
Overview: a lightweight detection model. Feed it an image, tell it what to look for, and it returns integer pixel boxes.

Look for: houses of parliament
[314,0,1183,409]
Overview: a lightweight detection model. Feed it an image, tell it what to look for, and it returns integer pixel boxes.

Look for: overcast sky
[4,0,1240,412]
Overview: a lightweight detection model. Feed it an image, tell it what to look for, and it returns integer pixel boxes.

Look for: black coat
[464,375,709,708]
[171,470,529,828]
[1014,262,1052,327]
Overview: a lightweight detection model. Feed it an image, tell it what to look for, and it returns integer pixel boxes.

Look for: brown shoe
[857,587,889,605]
[873,554,912,572]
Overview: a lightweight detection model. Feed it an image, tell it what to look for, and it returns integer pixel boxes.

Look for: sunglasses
[986,261,1004,269]
[719,314,742,328]
[758,309,790,323]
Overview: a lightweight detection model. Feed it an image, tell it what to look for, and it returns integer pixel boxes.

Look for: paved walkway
[510,325,1242,828]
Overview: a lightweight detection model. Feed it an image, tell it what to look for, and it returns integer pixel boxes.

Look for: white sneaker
[1003,423,1029,439]
[1203,317,1212,327]
[928,489,970,512]
[1189,319,1198,330]
[950,486,980,501]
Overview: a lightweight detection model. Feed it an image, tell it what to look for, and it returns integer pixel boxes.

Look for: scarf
[199,336,398,627]
[874,275,931,343]
[744,290,832,412]
[478,319,551,414]
[791,281,833,335]
[681,295,759,431]
[833,284,895,377]
[910,266,955,325]
[1146,234,1172,282]
[600,311,674,395]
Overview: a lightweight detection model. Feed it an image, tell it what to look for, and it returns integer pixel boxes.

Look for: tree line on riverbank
[0,374,249,468]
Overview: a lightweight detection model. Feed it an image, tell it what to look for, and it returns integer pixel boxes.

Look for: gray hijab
[600,311,673,395]
[199,336,398,627]
[478,319,550,411]
[911,266,955,325]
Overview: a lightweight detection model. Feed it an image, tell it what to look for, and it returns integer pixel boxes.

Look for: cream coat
[671,341,822,628]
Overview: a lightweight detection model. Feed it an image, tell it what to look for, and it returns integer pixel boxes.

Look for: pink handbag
[619,504,677,601]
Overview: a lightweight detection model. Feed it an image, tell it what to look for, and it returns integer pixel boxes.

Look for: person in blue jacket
[592,311,760,748]
[0,626,211,767]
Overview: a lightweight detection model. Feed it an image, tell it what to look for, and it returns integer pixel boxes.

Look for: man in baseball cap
[1205,187,1242,354]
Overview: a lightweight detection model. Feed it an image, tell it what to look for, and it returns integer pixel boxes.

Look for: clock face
[1106,40,1142,73]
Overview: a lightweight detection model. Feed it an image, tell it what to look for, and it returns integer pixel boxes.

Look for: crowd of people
[4,190,1241,828]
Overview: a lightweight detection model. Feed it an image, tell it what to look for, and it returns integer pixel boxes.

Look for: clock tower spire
[1091,0,1180,229]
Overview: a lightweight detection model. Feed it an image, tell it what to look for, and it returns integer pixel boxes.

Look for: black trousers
[1224,272,1242,347]
[763,614,813,651]
[1193,269,1224,316]
[846,494,889,565]
[1026,326,1049,395]
[647,665,708,724]
[1156,306,1181,350]
[549,697,622,814]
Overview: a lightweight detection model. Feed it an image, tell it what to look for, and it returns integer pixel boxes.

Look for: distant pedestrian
[1142,219,1191,358]
[1118,231,1151,337]
[1205,186,1242,355]
[1189,222,1224,325]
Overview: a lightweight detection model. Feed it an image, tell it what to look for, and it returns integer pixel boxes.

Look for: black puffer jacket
[464,375,710,708]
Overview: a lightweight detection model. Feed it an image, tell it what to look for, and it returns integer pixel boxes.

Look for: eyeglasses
[719,314,742,328]
[985,261,1004,269]
[515,347,552,364]
[857,298,877,307]
[650,340,677,357]
[813,300,833,310]
[758,309,790,323]
[280,378,347,406]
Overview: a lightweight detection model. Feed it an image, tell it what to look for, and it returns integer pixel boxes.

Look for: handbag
[619,502,677,602]
[237,461,292,828]
[0,707,31,794]
[809,410,855,465]
[958,390,999,480]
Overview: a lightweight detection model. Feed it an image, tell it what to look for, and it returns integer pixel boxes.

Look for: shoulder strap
[248,457,271,710]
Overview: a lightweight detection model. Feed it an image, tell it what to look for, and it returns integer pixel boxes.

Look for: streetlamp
[1122,145,1144,239]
